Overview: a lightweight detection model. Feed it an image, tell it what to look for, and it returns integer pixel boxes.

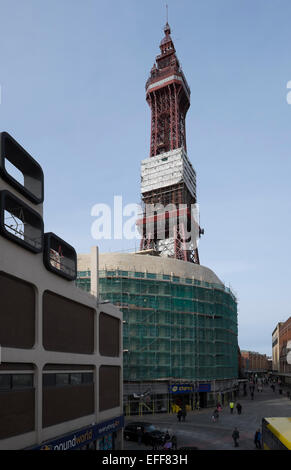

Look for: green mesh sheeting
[76,275,91,293]
[77,269,238,382]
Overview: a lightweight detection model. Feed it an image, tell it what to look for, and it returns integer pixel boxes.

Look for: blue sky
[1,0,291,355]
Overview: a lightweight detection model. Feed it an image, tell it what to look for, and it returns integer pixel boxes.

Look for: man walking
[171,435,177,450]
[229,401,234,414]
[181,407,187,422]
[254,429,262,449]
[236,402,242,415]
[232,427,240,447]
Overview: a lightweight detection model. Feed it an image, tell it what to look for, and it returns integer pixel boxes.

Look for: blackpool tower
[138,22,203,264]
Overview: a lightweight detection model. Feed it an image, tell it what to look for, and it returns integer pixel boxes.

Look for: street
[124,385,291,450]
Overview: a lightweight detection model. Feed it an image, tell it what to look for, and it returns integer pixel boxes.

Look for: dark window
[43,383,94,428]
[99,312,120,357]
[56,373,69,386]
[82,373,94,384]
[99,366,120,411]
[12,374,33,389]
[43,291,95,354]
[43,372,94,387]
[0,272,35,349]
[43,374,56,387]
[70,373,82,385]
[0,374,11,390]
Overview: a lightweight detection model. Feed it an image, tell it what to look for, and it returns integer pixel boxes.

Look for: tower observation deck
[138,23,203,264]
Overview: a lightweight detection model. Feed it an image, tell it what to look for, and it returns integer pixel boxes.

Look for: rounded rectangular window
[99,366,120,411]
[99,312,120,357]
[0,132,44,204]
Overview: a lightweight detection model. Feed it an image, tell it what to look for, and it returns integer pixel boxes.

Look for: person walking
[171,435,177,450]
[177,409,182,423]
[164,430,170,445]
[151,435,159,450]
[236,402,242,415]
[254,429,262,449]
[217,402,222,412]
[181,408,187,422]
[212,409,219,422]
[232,427,240,447]
[229,401,234,414]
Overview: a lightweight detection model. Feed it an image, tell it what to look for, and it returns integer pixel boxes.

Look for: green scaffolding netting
[76,269,238,382]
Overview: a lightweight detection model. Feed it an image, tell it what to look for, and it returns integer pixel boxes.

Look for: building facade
[240,351,269,376]
[0,132,123,450]
[272,323,283,372]
[271,317,291,383]
[278,317,291,375]
[77,252,238,411]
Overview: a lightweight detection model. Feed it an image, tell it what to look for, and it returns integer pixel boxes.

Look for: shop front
[29,415,124,450]
[169,383,211,411]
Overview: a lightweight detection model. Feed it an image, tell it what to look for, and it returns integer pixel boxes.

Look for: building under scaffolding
[77,252,238,414]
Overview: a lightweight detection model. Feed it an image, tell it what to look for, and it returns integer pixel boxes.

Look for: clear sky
[0,0,291,356]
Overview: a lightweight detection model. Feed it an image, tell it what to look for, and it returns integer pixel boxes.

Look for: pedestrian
[182,408,187,422]
[151,435,158,450]
[232,427,240,447]
[164,430,170,444]
[236,402,242,415]
[254,429,262,449]
[217,402,222,412]
[171,435,177,450]
[229,401,234,414]
[177,409,182,423]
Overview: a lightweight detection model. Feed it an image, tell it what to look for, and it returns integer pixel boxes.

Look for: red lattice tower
[138,23,203,264]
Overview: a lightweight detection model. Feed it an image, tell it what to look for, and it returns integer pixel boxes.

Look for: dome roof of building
[98,252,224,286]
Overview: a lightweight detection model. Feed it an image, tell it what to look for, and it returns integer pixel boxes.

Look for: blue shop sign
[29,415,124,450]
[198,383,211,392]
[169,384,193,394]
[169,383,211,394]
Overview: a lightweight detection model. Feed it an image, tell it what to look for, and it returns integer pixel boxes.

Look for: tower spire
[137,23,202,264]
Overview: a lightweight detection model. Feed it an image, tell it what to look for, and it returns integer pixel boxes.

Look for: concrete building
[272,323,283,372]
[77,251,238,412]
[0,132,123,450]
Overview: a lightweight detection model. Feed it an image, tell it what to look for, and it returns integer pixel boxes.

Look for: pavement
[124,385,291,450]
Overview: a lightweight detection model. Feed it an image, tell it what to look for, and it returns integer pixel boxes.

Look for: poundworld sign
[30,415,124,450]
